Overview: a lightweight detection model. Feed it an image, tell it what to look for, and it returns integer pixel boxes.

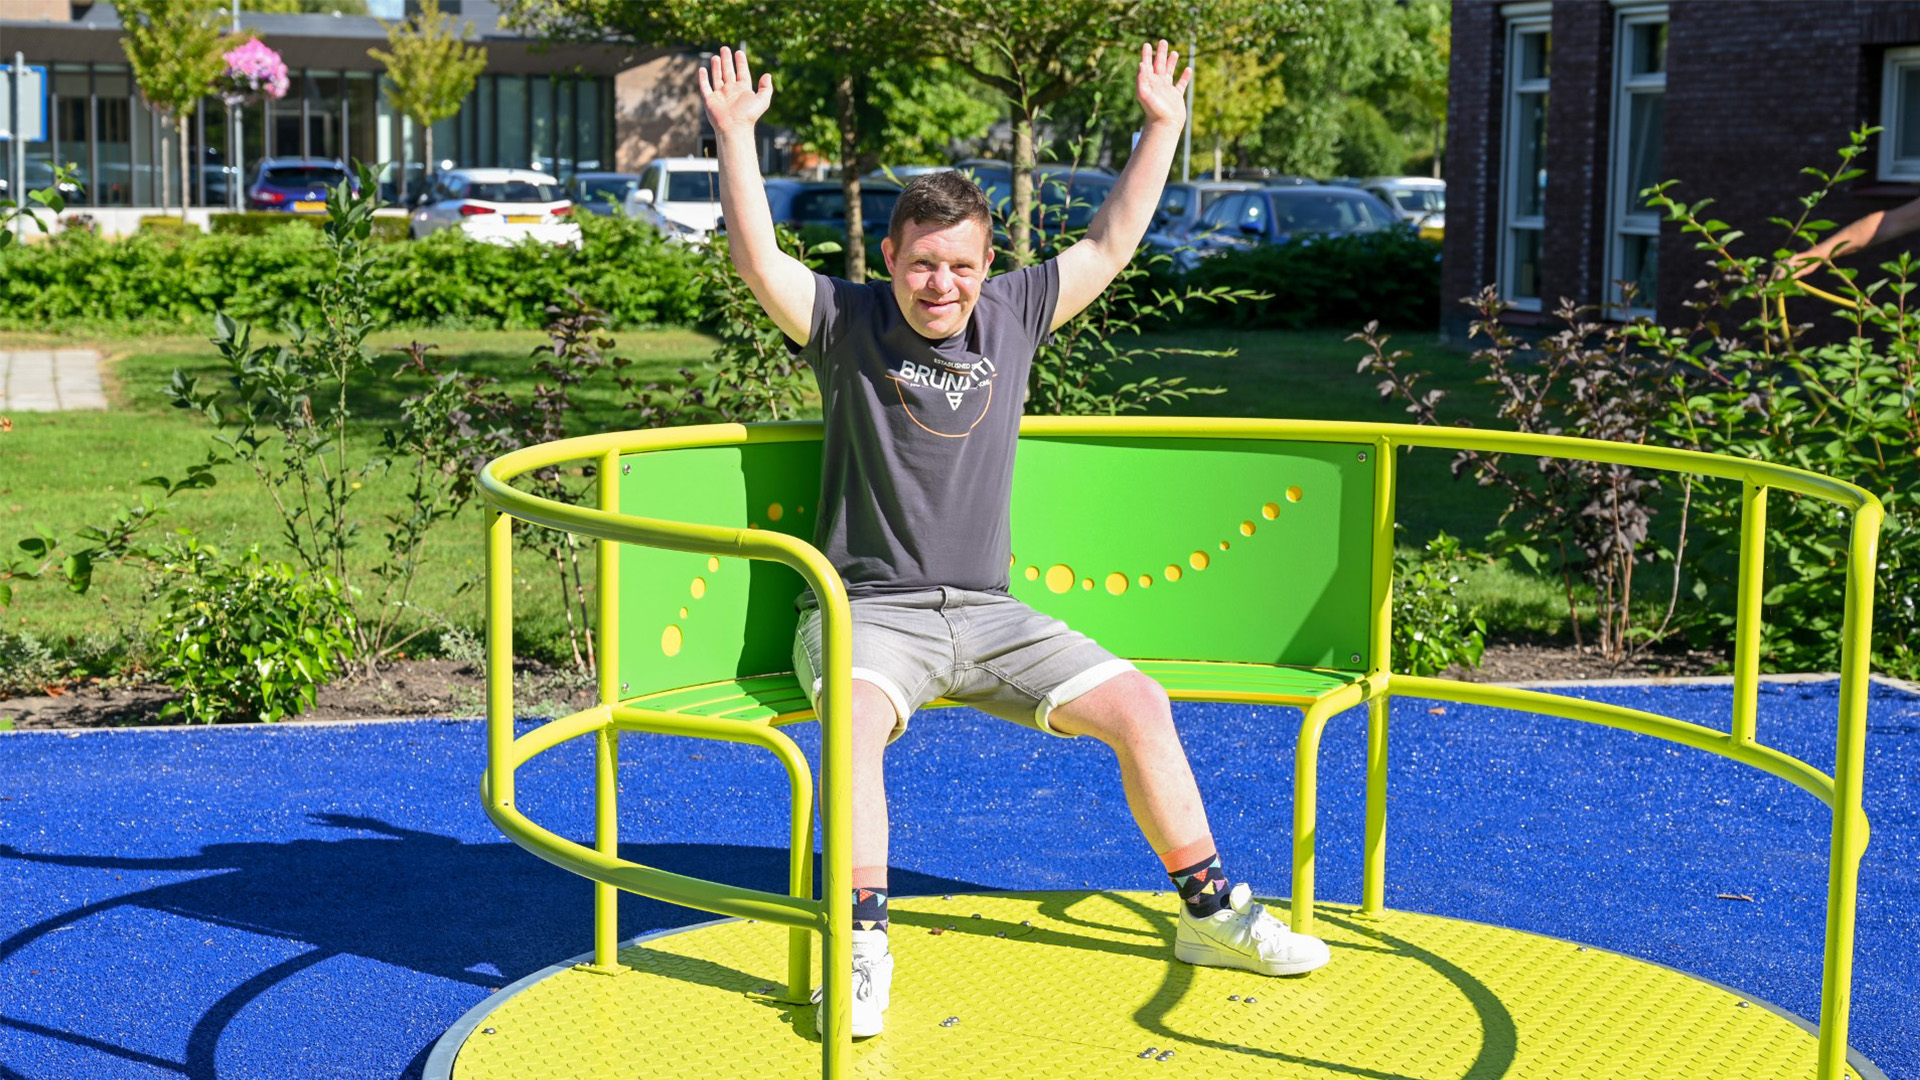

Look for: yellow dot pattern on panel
[450,892,1857,1080]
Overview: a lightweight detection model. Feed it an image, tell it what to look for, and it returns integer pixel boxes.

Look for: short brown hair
[888,170,991,243]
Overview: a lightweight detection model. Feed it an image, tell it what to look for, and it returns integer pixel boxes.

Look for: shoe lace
[850,956,877,1001]
[1242,901,1285,947]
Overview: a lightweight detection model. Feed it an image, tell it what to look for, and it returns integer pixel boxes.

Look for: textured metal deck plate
[448,892,1871,1080]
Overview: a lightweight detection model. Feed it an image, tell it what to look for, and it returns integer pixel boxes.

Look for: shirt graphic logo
[890,355,997,437]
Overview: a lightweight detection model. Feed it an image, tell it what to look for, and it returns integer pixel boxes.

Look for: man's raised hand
[1136,40,1193,128]
[698,46,772,137]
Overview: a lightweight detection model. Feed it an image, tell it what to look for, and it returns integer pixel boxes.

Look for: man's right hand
[698,46,772,138]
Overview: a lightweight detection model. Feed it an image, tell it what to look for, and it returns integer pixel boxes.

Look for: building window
[1607,7,1667,316]
[1500,15,1551,310]
[1880,46,1920,181]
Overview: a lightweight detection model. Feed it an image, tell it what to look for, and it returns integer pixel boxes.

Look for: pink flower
[217,38,289,106]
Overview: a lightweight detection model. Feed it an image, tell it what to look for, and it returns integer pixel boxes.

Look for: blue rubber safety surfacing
[0,679,1914,1080]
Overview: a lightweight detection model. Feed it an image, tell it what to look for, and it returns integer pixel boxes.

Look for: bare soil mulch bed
[0,641,1722,731]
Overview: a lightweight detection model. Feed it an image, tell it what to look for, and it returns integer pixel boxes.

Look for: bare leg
[1047,671,1210,854]
[846,679,899,878]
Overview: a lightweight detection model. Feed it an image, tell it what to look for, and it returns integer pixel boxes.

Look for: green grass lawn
[2,322,1573,670]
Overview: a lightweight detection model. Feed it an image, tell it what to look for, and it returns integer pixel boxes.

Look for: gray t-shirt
[789,261,1061,598]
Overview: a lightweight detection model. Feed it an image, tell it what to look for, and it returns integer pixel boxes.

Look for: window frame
[1605,4,1668,318]
[1499,14,1553,312]
[1880,46,1920,181]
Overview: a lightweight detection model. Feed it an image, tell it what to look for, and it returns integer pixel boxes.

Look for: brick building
[1444,0,1920,342]
[0,0,706,223]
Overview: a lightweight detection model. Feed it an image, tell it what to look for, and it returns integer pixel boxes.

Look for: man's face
[881,217,995,340]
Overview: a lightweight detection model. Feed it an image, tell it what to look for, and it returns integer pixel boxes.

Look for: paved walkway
[0,348,108,411]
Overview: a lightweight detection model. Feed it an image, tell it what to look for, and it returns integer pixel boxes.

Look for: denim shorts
[792,587,1135,741]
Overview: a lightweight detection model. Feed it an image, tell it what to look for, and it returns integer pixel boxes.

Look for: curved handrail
[478,417,1883,1080]
[479,418,1877,515]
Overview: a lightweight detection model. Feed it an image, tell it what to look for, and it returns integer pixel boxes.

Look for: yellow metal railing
[479,418,1883,1080]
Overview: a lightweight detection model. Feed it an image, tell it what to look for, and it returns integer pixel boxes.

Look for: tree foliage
[504,0,931,282]
[1189,18,1288,179]
[1177,0,1447,178]
[908,0,1175,263]
[117,0,230,216]
[369,0,488,197]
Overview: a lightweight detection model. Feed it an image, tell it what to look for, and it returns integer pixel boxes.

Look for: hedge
[0,214,706,331]
[1150,229,1444,331]
[207,211,411,243]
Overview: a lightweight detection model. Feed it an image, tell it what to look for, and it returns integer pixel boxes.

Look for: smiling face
[882,217,995,340]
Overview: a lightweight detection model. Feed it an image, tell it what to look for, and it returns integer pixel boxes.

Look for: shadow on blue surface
[0,681,1914,1079]
[0,817,987,1080]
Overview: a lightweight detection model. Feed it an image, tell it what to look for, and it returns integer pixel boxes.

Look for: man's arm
[699,47,817,345]
[1050,41,1193,331]
[1787,195,1920,280]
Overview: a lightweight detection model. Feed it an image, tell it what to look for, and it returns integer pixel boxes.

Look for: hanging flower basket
[217,38,290,107]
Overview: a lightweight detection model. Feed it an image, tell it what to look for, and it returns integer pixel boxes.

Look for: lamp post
[229,0,241,210]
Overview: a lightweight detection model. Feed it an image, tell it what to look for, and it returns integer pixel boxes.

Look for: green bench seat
[625,660,1369,725]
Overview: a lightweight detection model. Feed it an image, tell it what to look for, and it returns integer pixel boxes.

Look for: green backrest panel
[616,433,1379,699]
[1007,437,1377,671]
[618,441,823,699]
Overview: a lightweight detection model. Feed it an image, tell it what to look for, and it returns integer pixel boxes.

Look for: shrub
[1161,229,1442,331]
[0,630,64,697]
[137,215,200,236]
[1357,303,1685,666]
[147,537,356,724]
[208,211,409,244]
[1630,132,1920,676]
[0,208,703,330]
[1393,531,1489,677]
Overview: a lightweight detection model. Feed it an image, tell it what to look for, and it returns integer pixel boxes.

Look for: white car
[624,156,721,241]
[1360,176,1446,241]
[410,168,582,249]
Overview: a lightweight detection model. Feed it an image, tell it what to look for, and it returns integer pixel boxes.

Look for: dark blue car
[246,158,356,213]
[1170,185,1401,270]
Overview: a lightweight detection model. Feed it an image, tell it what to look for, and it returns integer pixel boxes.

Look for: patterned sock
[852,868,889,934]
[1161,838,1231,920]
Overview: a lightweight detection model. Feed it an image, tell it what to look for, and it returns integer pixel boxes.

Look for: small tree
[369,0,488,202]
[118,0,229,221]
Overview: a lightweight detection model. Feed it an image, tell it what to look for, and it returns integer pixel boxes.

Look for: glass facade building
[21,62,615,208]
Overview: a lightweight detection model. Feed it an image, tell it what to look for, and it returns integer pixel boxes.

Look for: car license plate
[294,200,326,212]
[506,214,542,224]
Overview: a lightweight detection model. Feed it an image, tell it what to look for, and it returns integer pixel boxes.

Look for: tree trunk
[1011,109,1035,266]
[423,123,436,198]
[1213,135,1223,182]
[158,116,172,213]
[397,125,410,205]
[179,115,192,223]
[836,71,866,283]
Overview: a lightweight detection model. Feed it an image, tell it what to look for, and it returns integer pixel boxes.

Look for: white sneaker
[1174,882,1331,976]
[813,928,893,1038]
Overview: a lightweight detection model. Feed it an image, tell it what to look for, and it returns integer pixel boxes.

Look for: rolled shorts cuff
[800,663,916,742]
[1033,658,1138,737]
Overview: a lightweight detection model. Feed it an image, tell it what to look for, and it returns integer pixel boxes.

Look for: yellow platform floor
[433,891,1883,1080]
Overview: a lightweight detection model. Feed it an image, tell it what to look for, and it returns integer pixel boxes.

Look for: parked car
[953,159,1118,238]
[1175,185,1400,269]
[1360,176,1446,240]
[624,156,722,240]
[864,164,952,185]
[568,171,640,216]
[760,178,903,263]
[246,158,356,213]
[1146,180,1261,254]
[766,179,902,229]
[408,168,581,249]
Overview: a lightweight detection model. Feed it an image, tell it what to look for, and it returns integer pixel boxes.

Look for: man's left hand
[1136,40,1193,128]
